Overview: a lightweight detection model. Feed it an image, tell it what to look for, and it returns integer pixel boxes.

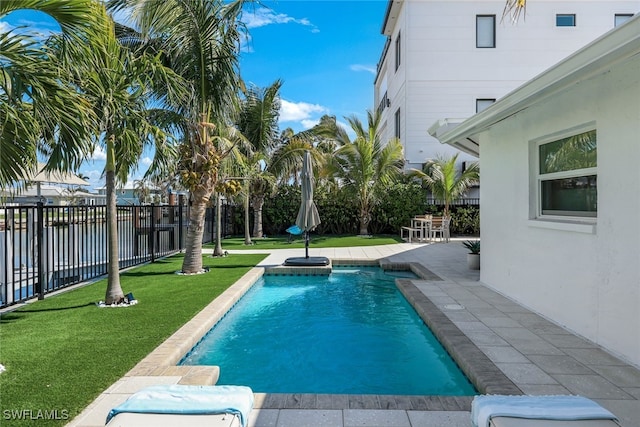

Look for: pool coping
[120,258,520,412]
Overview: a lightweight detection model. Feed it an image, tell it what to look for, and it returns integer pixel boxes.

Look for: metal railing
[426,197,480,207]
[0,203,218,308]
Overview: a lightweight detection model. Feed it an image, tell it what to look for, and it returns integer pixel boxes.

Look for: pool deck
[68,240,640,427]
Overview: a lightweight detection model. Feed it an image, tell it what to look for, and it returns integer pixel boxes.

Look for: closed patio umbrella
[285,151,328,266]
[296,151,320,258]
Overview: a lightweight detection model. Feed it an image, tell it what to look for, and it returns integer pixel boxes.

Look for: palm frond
[502,0,526,24]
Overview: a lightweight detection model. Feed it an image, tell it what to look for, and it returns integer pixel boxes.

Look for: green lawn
[208,234,403,250]
[0,253,266,427]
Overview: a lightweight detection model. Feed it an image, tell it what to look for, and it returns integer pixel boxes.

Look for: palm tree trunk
[243,190,252,245]
[251,196,264,238]
[181,189,209,273]
[213,192,224,256]
[359,211,369,236]
[104,140,124,304]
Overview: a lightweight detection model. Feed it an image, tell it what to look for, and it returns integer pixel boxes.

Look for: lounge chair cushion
[106,412,240,427]
[472,395,618,427]
[106,385,253,427]
[490,417,621,427]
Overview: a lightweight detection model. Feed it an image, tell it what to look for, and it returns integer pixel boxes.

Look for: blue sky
[1,1,389,190]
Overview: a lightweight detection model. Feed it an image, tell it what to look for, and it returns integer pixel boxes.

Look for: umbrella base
[283,256,330,267]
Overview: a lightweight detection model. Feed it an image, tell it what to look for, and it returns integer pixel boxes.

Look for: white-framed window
[476,98,496,113]
[536,129,597,219]
[395,31,401,71]
[614,13,634,27]
[476,15,496,48]
[556,14,576,27]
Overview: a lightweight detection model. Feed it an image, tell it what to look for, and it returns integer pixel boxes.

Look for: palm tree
[409,153,479,217]
[57,6,185,303]
[324,110,405,236]
[133,179,151,204]
[108,0,248,274]
[236,80,282,239]
[0,0,96,187]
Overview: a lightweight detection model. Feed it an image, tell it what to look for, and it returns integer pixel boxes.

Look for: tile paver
[66,240,640,427]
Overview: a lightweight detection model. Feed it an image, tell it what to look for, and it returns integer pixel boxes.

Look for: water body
[181,267,476,395]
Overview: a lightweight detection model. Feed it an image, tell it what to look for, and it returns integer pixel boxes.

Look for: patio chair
[471,395,621,427]
[286,224,303,243]
[105,385,253,427]
[430,216,451,242]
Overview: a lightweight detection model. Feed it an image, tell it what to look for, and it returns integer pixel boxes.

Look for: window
[556,14,576,27]
[476,15,496,48]
[394,108,401,139]
[395,32,401,71]
[614,14,634,27]
[476,98,496,113]
[537,130,597,218]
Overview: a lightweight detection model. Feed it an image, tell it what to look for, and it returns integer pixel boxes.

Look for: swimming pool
[180,266,476,395]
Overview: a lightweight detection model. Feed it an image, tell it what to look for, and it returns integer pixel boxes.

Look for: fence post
[36,202,45,300]
[150,203,156,262]
[178,204,184,251]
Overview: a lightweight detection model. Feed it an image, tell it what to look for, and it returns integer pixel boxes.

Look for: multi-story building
[374,0,638,175]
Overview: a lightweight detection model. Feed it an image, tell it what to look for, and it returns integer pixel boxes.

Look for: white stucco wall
[479,54,640,367]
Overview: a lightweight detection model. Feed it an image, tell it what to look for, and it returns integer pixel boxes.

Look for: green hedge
[238,182,479,236]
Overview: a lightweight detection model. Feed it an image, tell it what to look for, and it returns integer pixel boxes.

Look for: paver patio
[68,240,640,427]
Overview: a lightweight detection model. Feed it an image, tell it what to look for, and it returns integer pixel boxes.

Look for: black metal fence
[426,197,480,207]
[0,203,220,308]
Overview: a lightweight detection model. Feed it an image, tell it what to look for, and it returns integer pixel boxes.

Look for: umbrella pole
[305,231,309,258]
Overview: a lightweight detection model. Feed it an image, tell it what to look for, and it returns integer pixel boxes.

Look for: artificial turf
[208,234,403,250]
[0,253,266,427]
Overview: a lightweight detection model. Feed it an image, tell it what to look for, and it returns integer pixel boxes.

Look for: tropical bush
[450,206,480,235]
[241,183,479,237]
[369,181,429,234]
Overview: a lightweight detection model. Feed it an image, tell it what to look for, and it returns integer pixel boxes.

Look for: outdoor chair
[471,395,621,427]
[411,214,432,242]
[105,385,253,427]
[430,216,451,242]
[286,225,303,243]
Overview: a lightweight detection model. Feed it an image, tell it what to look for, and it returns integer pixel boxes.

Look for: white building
[432,16,640,368]
[375,0,639,174]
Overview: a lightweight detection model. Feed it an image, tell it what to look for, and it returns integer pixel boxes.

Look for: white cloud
[350,64,376,75]
[140,157,153,167]
[242,7,317,32]
[301,119,320,129]
[0,22,12,33]
[279,100,327,123]
[90,146,107,161]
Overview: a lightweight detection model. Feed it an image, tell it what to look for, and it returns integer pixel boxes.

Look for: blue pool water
[180,266,476,395]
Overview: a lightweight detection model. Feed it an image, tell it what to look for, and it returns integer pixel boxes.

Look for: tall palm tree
[409,153,479,217]
[108,0,248,274]
[236,80,282,239]
[0,0,96,187]
[324,110,405,236]
[57,6,185,303]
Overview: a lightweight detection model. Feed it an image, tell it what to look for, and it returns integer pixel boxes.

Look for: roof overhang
[429,14,640,156]
[28,162,90,186]
[428,119,479,157]
[381,0,402,35]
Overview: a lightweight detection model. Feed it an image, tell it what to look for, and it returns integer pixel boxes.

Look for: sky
[1,0,390,191]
